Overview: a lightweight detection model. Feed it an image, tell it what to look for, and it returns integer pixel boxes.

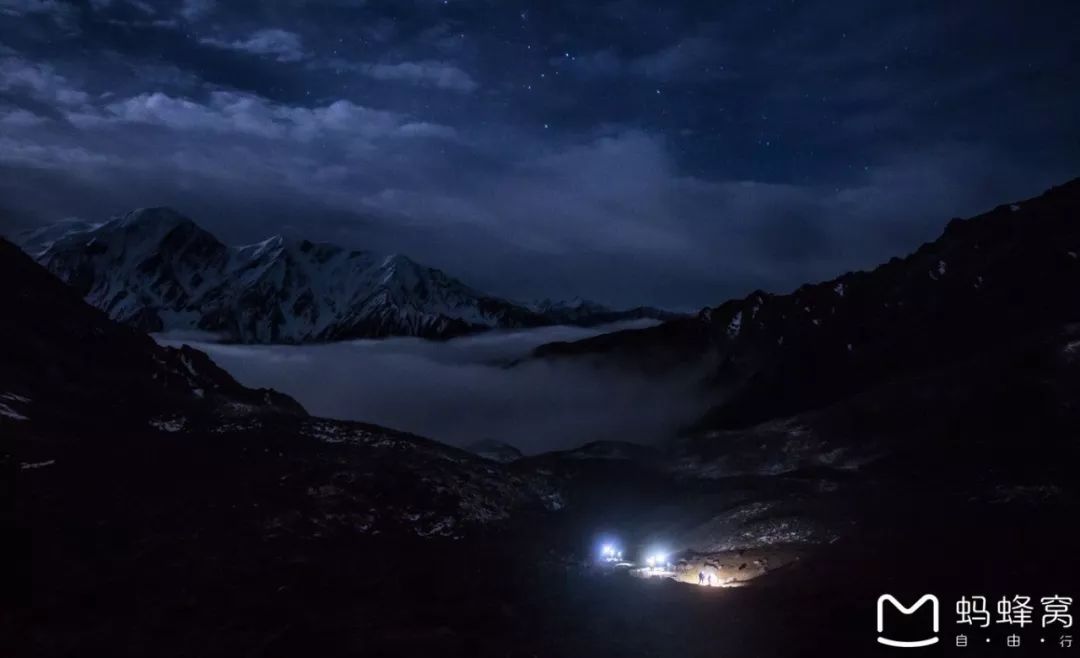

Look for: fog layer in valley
[157,321,709,454]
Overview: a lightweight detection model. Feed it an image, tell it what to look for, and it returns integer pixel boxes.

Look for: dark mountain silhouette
[537,178,1080,431]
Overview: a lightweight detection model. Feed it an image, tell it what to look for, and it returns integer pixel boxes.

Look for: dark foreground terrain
[8,178,1080,658]
[16,429,1080,658]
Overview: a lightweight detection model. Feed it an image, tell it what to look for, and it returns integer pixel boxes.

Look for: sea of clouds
[157,320,710,454]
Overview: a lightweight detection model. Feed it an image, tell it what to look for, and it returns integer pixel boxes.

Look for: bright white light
[601,544,614,557]
[642,551,669,571]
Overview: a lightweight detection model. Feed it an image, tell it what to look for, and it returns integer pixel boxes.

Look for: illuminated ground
[640,545,806,588]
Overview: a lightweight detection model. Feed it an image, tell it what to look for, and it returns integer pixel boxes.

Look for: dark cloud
[178,0,213,22]
[630,36,724,80]
[363,60,478,92]
[200,28,307,63]
[0,0,1077,309]
[0,56,89,105]
[0,0,80,32]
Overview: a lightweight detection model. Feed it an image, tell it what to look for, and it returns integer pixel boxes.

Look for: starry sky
[1,0,1077,309]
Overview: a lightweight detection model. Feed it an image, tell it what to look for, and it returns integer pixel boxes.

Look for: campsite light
[598,541,622,562]
[643,551,668,571]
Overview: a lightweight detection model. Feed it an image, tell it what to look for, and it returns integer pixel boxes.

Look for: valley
[6,2,1080,654]
[8,179,1080,658]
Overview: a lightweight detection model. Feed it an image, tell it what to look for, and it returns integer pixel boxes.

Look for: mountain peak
[22,207,680,343]
[380,253,418,269]
[463,439,523,463]
[89,207,207,252]
[530,297,609,313]
[245,234,287,256]
[115,207,194,230]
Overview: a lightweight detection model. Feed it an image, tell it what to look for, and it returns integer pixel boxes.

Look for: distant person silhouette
[698,571,705,585]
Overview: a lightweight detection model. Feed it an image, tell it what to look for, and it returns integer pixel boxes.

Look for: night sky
[1,0,1077,308]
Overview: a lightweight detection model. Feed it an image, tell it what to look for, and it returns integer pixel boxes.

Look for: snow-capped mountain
[17,217,101,258]
[528,297,683,326]
[19,207,670,343]
[3,231,560,544]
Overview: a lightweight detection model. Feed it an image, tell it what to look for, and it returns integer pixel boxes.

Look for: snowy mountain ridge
[527,296,683,326]
[20,207,673,343]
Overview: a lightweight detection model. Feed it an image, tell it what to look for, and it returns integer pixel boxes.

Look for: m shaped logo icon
[877,594,940,648]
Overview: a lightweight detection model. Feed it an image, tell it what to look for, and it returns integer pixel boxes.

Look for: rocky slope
[537,177,1080,431]
[3,235,559,544]
[20,208,675,343]
[523,179,1080,565]
[464,438,524,463]
[0,236,305,430]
